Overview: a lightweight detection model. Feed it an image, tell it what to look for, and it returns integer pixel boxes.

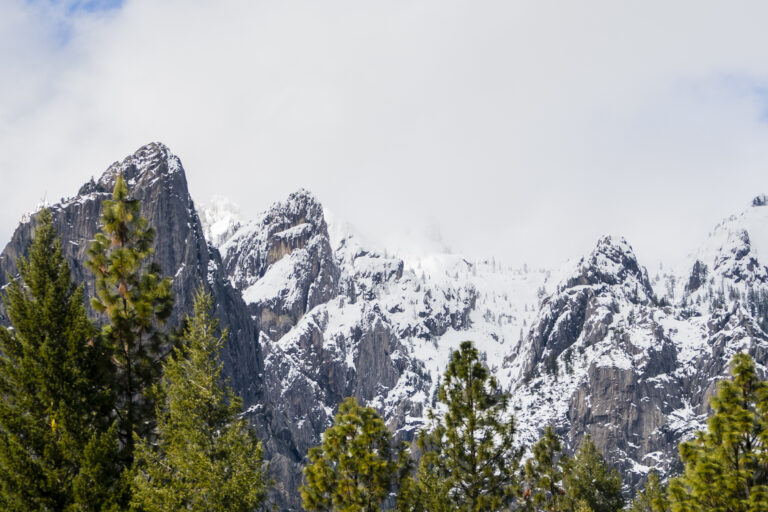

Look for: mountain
[3,142,768,509]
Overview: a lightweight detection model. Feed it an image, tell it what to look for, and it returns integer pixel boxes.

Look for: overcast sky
[2,0,768,269]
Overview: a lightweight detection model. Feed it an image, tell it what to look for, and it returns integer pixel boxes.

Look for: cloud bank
[2,0,768,268]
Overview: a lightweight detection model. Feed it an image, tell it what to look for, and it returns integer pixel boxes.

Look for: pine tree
[523,425,567,512]
[86,174,174,464]
[667,353,768,512]
[561,436,624,512]
[402,341,521,512]
[301,397,398,512]
[630,471,668,512]
[396,433,454,512]
[130,289,267,511]
[0,209,117,511]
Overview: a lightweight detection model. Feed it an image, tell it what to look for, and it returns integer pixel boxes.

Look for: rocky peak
[561,235,654,304]
[219,189,340,341]
[682,201,768,296]
[0,141,264,405]
[752,194,768,207]
[78,142,182,196]
[711,229,766,284]
[221,189,332,286]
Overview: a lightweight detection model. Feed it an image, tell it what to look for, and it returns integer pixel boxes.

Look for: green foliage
[562,436,624,512]
[130,289,267,512]
[396,435,453,512]
[302,397,398,512]
[0,209,117,511]
[400,341,521,512]
[631,471,669,512]
[522,425,567,512]
[668,352,768,512]
[86,174,174,463]
[573,499,594,512]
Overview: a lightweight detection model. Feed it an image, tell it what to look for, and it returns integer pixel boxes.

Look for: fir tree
[301,397,398,512]
[561,436,624,512]
[130,289,267,512]
[523,425,567,512]
[668,353,768,512]
[0,209,117,511]
[86,174,174,464]
[630,471,668,512]
[402,341,521,512]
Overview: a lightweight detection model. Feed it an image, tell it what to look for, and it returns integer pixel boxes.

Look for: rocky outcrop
[220,190,340,340]
[0,143,262,404]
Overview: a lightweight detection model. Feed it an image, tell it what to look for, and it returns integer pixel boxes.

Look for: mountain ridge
[4,142,768,508]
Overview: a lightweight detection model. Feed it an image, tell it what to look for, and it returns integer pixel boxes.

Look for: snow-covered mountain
[3,143,768,509]
[202,176,768,496]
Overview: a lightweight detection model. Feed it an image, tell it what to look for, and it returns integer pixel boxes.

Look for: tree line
[302,342,768,512]
[3,175,768,511]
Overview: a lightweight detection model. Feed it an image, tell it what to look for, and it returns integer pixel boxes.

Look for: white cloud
[2,0,768,268]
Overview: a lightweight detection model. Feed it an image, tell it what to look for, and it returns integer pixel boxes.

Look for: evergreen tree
[301,397,398,512]
[401,341,521,512]
[396,434,453,512]
[561,436,624,512]
[630,471,668,512]
[0,209,117,511]
[667,353,768,512]
[523,425,567,512]
[130,289,267,512]
[86,174,173,464]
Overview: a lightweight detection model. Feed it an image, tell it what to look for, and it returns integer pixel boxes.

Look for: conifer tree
[561,436,624,512]
[523,425,567,512]
[667,353,768,512]
[86,174,173,463]
[301,397,398,512]
[130,289,267,512]
[631,471,668,512]
[0,209,117,510]
[396,433,453,512]
[403,341,521,512]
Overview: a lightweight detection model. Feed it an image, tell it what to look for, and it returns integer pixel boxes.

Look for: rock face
[5,144,768,509]
[504,220,768,488]
[0,143,261,405]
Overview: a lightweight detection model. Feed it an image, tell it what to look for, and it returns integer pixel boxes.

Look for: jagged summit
[77,142,182,196]
[678,196,768,298]
[559,235,654,304]
[219,188,334,289]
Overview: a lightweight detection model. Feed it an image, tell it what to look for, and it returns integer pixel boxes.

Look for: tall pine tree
[401,341,521,512]
[0,209,117,511]
[668,352,768,512]
[130,289,267,512]
[301,397,398,512]
[86,174,173,464]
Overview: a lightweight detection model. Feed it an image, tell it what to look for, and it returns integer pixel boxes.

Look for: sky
[2,0,768,270]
